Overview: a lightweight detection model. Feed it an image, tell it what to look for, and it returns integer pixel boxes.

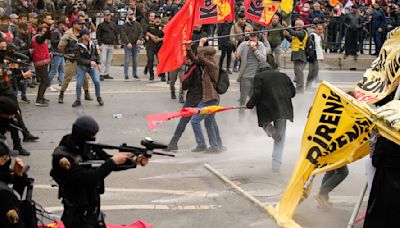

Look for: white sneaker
[49,86,57,92]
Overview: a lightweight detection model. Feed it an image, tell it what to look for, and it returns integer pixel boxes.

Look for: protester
[246,65,295,172]
[371,3,386,55]
[267,14,285,70]
[168,67,185,102]
[306,24,324,89]
[73,29,104,107]
[283,19,308,93]
[230,13,248,73]
[48,20,67,92]
[32,25,51,107]
[315,166,349,208]
[164,54,203,151]
[218,21,234,74]
[121,9,142,80]
[235,29,269,120]
[58,19,92,104]
[97,10,119,80]
[344,5,362,60]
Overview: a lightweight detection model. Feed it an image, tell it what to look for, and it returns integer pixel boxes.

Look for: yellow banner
[266,82,374,228]
[279,0,293,14]
[354,27,400,104]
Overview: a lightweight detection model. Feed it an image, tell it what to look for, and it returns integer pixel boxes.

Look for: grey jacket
[236,41,270,77]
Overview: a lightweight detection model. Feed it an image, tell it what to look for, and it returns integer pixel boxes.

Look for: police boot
[58,91,64,104]
[171,91,176,99]
[149,72,154,81]
[85,90,93,100]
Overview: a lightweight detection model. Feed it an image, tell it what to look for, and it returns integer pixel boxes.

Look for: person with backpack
[190,37,224,153]
[246,66,296,173]
[283,19,308,93]
[234,29,269,120]
[306,24,324,89]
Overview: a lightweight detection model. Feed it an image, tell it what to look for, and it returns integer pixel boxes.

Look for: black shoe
[59,91,64,104]
[16,148,30,156]
[104,75,114,79]
[35,99,49,107]
[21,96,30,104]
[72,100,81,107]
[144,66,148,75]
[97,97,104,106]
[100,75,105,81]
[227,69,232,74]
[149,75,154,81]
[163,144,178,151]
[85,92,93,101]
[179,94,185,104]
[23,134,39,142]
[171,92,176,99]
[133,75,139,79]
[191,146,207,152]
[125,76,129,80]
[160,75,166,82]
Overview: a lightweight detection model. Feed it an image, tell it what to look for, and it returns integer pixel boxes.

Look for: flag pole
[185,24,315,44]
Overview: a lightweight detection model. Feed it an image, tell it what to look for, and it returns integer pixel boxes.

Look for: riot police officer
[50,116,149,228]
[0,96,30,228]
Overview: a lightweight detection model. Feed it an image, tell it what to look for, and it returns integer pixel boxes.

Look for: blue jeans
[263,119,286,171]
[170,100,199,145]
[48,54,65,86]
[124,44,139,78]
[76,65,101,101]
[100,44,114,76]
[191,100,221,149]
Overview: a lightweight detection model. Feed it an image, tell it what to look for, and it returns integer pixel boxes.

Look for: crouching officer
[50,116,149,228]
[0,98,30,227]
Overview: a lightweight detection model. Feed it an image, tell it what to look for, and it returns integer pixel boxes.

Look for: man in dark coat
[217,21,234,74]
[246,67,295,172]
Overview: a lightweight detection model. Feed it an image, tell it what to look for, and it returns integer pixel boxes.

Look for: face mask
[0,118,13,130]
[0,159,11,182]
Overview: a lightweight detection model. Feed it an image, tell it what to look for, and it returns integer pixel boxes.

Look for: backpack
[211,68,230,94]
[305,33,316,62]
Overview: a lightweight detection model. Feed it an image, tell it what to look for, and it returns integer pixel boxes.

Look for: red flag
[244,0,280,27]
[194,0,235,24]
[146,108,200,129]
[156,0,197,75]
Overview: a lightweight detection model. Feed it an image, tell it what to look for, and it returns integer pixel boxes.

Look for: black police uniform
[50,116,133,228]
[0,52,34,154]
[144,23,164,80]
[0,135,30,228]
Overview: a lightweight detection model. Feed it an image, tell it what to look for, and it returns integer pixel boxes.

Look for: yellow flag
[267,82,374,228]
[354,27,400,104]
[279,0,294,14]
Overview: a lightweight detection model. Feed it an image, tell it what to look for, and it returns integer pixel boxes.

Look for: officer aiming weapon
[81,137,174,168]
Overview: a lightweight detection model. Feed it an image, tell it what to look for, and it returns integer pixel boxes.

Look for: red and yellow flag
[244,0,280,26]
[147,106,241,129]
[194,0,234,24]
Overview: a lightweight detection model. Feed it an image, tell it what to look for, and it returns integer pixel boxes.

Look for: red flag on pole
[194,0,235,24]
[244,0,280,27]
[156,0,197,75]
